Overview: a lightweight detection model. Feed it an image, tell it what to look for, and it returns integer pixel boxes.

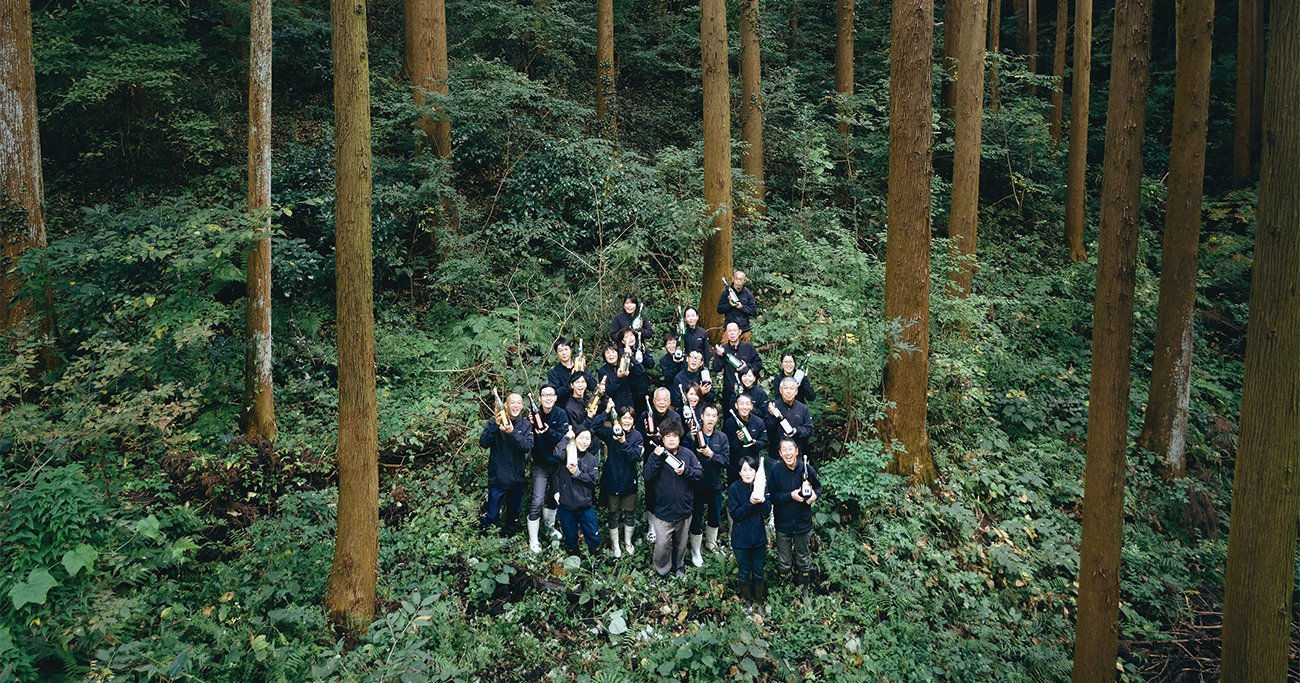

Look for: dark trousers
[482,485,524,528]
[734,545,766,581]
[775,531,812,575]
[528,465,558,521]
[606,491,637,527]
[690,489,723,533]
[558,507,601,552]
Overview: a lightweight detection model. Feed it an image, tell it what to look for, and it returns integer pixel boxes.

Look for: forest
[0,0,1296,680]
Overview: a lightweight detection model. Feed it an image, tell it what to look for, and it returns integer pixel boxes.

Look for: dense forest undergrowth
[1,0,1295,680]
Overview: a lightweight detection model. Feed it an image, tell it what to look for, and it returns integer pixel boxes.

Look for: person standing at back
[716,270,757,343]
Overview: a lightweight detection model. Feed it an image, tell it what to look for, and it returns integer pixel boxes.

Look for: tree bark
[739,0,764,212]
[404,0,451,158]
[1049,0,1068,144]
[881,0,937,486]
[1070,0,1153,678]
[835,0,854,136]
[596,0,616,136]
[1025,0,1038,96]
[0,0,49,338]
[1220,3,1300,679]
[988,0,1001,108]
[1063,0,1091,261]
[948,0,987,298]
[942,0,960,126]
[697,0,733,342]
[1138,0,1213,478]
[1231,0,1263,186]
[325,0,380,636]
[243,0,276,442]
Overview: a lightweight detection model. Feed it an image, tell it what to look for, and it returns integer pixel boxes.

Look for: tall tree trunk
[243,0,277,442]
[1070,0,1153,677]
[835,0,854,136]
[881,0,937,486]
[942,0,960,127]
[325,0,380,636]
[1049,0,1068,144]
[0,0,49,339]
[739,0,764,212]
[1063,0,1091,261]
[1138,0,1213,478]
[1025,0,1038,96]
[948,0,987,298]
[1220,3,1300,679]
[987,0,1001,108]
[698,0,733,342]
[1231,0,1263,186]
[405,0,451,158]
[596,0,616,136]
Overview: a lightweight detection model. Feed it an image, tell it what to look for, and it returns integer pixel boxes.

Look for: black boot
[754,579,767,604]
[739,580,753,603]
[798,571,812,597]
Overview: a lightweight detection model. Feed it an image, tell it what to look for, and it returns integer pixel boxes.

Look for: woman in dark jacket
[727,456,771,605]
[553,428,602,555]
[599,408,643,557]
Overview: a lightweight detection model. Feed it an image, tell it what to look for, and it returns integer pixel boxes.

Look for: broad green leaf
[61,543,98,577]
[9,569,59,609]
[136,515,163,541]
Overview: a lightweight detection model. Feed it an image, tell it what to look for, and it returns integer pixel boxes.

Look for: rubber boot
[527,518,542,554]
[689,533,704,567]
[543,508,561,540]
[623,525,636,554]
[704,525,720,553]
[645,513,657,543]
[754,579,767,604]
[739,580,754,603]
[799,571,812,598]
[610,527,622,558]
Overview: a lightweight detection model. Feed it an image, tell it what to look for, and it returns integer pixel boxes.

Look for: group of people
[477,270,823,605]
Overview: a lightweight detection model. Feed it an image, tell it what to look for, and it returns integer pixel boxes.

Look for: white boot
[689,533,704,567]
[543,508,561,540]
[527,518,542,554]
[623,525,636,554]
[645,513,657,543]
[610,528,622,558]
[704,525,719,553]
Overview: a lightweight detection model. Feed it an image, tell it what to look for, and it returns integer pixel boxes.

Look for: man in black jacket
[547,337,593,405]
[641,386,681,544]
[768,439,822,594]
[478,393,535,536]
[689,405,730,565]
[724,394,769,484]
[715,269,757,342]
[657,331,684,389]
[672,350,715,408]
[527,385,569,553]
[643,417,703,577]
[766,377,814,461]
[713,322,763,409]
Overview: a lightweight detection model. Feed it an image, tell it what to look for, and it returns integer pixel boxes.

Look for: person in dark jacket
[727,456,772,604]
[681,307,710,357]
[641,386,680,544]
[527,385,570,553]
[547,337,594,405]
[617,327,650,409]
[565,374,607,434]
[688,405,730,566]
[609,295,653,345]
[553,428,602,555]
[712,322,763,408]
[771,353,815,404]
[766,377,814,461]
[657,331,684,389]
[643,417,703,577]
[768,439,822,593]
[598,407,643,557]
[736,367,770,417]
[672,350,715,407]
[478,393,535,536]
[715,270,758,341]
[595,344,628,411]
[724,394,769,484]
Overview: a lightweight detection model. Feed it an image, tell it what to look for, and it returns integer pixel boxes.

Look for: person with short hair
[771,352,815,404]
[641,387,681,544]
[553,428,602,556]
[766,376,814,461]
[736,366,770,417]
[599,407,643,557]
[657,331,684,389]
[728,456,771,604]
[712,322,763,408]
[478,393,535,536]
[673,350,714,407]
[688,405,730,565]
[527,385,569,553]
[610,294,653,344]
[547,337,594,405]
[716,269,758,342]
[724,394,769,484]
[768,439,822,594]
[643,417,703,577]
